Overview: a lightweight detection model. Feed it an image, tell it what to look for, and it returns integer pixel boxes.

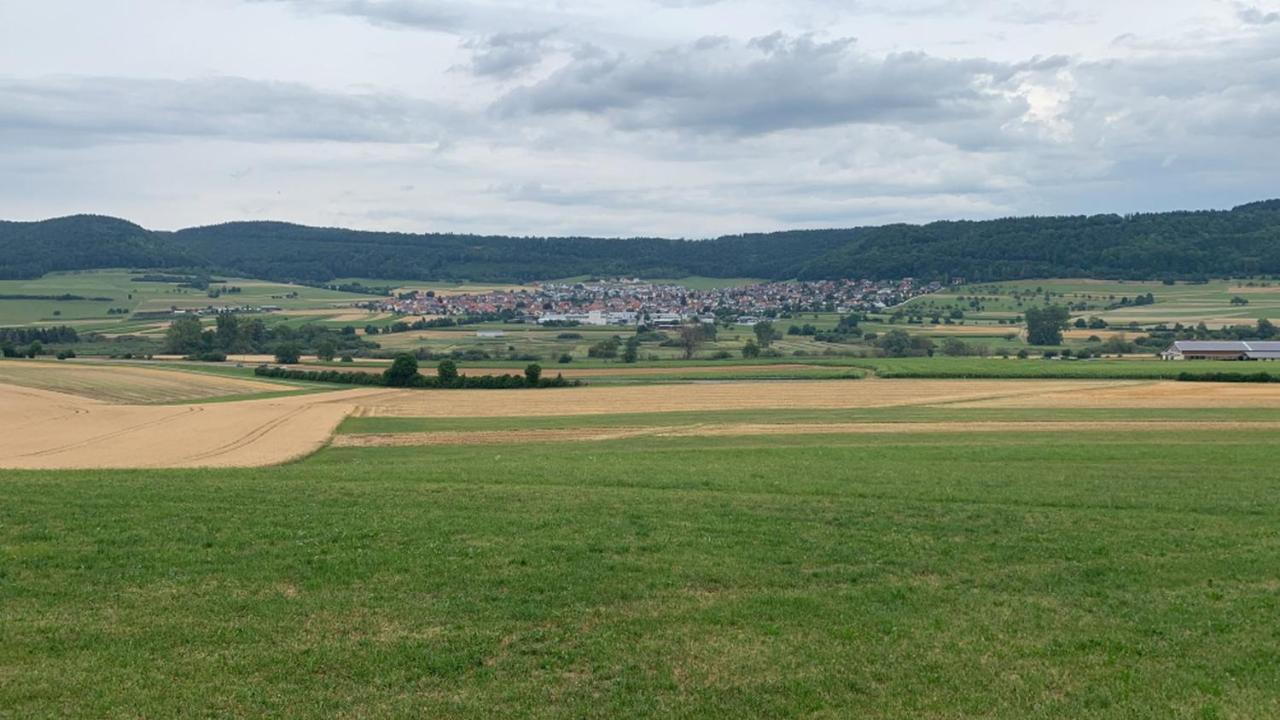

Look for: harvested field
[0,382,381,469]
[333,420,1280,447]
[350,379,1134,417]
[0,361,284,403]
[955,380,1280,408]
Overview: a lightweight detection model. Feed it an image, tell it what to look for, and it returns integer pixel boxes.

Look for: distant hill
[3,201,1280,283]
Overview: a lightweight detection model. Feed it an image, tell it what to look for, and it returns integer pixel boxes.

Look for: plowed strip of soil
[332,420,1280,447]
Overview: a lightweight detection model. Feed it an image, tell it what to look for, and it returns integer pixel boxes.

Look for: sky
[1,0,1278,237]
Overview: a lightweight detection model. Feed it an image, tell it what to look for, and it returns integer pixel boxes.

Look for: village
[377,277,946,326]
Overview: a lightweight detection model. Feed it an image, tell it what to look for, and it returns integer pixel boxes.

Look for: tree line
[163,314,372,361]
[255,356,581,389]
[6,200,1280,283]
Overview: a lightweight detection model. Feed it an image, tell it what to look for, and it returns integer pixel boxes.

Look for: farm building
[1161,340,1280,361]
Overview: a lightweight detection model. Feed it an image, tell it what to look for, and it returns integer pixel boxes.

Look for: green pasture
[3,426,1280,717]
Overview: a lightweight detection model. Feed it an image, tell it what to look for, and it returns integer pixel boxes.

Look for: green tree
[315,339,337,362]
[753,321,779,348]
[678,324,705,360]
[384,354,421,387]
[941,337,969,357]
[877,329,913,357]
[214,314,244,353]
[274,343,302,364]
[588,337,620,359]
[436,359,459,385]
[742,339,760,358]
[164,315,204,354]
[1025,306,1070,346]
[622,337,640,363]
[26,341,43,358]
[524,363,542,385]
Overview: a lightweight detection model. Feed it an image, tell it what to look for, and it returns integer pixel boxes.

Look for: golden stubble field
[0,362,281,403]
[352,378,1235,418]
[6,364,1280,469]
[0,381,381,470]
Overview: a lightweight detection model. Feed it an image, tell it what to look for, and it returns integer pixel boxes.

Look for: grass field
[4,426,1280,717]
[5,366,1280,715]
[898,278,1280,328]
[0,270,372,331]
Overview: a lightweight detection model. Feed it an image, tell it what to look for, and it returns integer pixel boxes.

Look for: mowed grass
[3,430,1280,718]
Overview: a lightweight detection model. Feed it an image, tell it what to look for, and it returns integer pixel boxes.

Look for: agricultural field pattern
[3,272,1280,718]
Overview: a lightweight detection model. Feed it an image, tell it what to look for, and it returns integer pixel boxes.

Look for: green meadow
[3,426,1280,718]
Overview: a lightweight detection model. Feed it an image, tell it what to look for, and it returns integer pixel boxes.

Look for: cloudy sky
[1,0,1278,237]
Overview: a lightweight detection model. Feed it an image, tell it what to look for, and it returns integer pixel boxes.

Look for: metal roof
[1170,341,1280,352]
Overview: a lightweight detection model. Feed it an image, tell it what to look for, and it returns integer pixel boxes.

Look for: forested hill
[3,200,1280,283]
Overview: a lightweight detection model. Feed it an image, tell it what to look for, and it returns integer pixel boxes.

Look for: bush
[1178,371,1277,383]
[558,353,573,364]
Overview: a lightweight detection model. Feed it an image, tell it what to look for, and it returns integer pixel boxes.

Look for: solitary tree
[877,329,913,357]
[1025,306,1070,346]
[753,321,779,348]
[524,363,543,386]
[436,358,459,385]
[741,339,761,358]
[384,353,421,387]
[678,324,705,360]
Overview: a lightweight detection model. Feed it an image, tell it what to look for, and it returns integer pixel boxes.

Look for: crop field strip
[0,361,288,404]
[332,420,1280,448]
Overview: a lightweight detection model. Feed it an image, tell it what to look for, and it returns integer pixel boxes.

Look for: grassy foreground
[3,430,1280,718]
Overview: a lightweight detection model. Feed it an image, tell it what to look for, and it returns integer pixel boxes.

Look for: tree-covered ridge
[3,200,1279,283]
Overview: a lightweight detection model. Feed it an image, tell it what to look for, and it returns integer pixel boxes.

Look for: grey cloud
[464,30,557,78]
[0,75,453,147]
[1239,5,1280,24]
[495,33,1063,139]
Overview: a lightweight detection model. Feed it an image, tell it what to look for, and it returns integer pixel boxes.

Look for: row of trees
[164,314,372,360]
[256,356,579,389]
